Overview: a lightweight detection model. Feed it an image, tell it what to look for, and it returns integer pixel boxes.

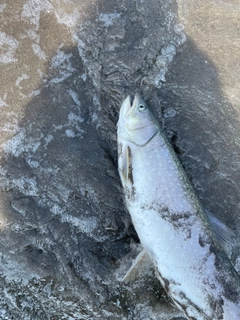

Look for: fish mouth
[129,94,135,107]
[123,93,141,118]
[117,93,141,131]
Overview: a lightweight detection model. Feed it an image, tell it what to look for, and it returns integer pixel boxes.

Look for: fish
[117,93,240,320]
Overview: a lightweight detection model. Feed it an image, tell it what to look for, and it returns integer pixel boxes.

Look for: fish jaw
[117,94,138,136]
[118,95,131,121]
[118,94,141,121]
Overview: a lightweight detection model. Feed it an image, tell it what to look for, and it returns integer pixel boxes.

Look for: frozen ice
[32,43,47,60]
[0,32,19,64]
[67,89,81,107]
[99,13,121,27]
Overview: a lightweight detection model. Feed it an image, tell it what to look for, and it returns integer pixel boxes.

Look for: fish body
[117,94,240,320]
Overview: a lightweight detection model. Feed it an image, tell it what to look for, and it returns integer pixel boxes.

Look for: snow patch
[92,94,101,111]
[26,29,40,43]
[43,134,54,148]
[32,43,47,60]
[1,255,40,286]
[55,9,80,29]
[0,32,19,64]
[51,49,72,69]
[26,158,40,168]
[3,129,41,157]
[28,89,41,97]
[0,115,19,135]
[234,256,240,273]
[0,4,6,13]
[154,44,177,84]
[81,73,87,81]
[0,97,8,108]
[68,111,84,124]
[50,49,76,84]
[67,89,81,107]
[47,200,98,235]
[16,74,30,89]
[53,109,84,138]
[12,177,38,197]
[65,129,75,138]
[99,13,121,27]
[163,109,177,119]
[22,0,53,28]
[91,112,99,123]
[61,214,98,234]
[174,23,186,46]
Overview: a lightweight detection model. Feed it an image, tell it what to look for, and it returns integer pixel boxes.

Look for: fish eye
[138,104,146,111]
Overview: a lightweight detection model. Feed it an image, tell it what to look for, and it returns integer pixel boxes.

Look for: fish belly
[124,134,240,320]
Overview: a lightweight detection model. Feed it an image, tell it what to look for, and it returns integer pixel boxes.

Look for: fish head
[117,93,159,146]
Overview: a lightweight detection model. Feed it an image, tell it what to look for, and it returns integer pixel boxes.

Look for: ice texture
[0,0,240,319]
[0,32,19,64]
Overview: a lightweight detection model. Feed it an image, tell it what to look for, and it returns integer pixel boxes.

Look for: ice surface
[0,0,240,319]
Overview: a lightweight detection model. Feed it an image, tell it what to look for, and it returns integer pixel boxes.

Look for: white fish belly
[120,134,240,320]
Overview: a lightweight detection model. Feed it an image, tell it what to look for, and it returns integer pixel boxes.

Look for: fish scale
[117,93,240,320]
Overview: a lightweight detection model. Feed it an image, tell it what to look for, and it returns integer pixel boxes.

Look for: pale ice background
[0,0,240,319]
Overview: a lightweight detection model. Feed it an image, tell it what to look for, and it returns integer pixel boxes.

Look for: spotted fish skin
[117,94,240,320]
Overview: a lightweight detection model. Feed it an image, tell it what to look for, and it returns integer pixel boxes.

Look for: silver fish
[117,93,240,320]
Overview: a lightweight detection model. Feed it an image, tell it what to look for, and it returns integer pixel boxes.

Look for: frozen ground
[0,0,240,319]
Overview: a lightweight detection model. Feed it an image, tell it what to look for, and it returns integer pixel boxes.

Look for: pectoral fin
[122,249,152,282]
[119,145,133,185]
[122,145,129,182]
